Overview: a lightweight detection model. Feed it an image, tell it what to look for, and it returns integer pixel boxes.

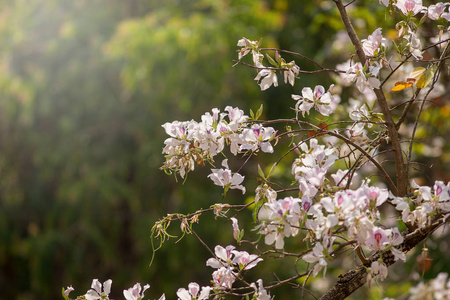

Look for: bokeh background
[0,0,449,299]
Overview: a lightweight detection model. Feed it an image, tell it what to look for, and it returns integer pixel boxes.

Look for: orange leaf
[308,122,328,137]
[391,81,413,91]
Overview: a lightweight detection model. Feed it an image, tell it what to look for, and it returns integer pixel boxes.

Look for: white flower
[302,237,334,277]
[208,160,246,194]
[331,169,350,188]
[284,63,300,86]
[391,247,406,262]
[63,286,74,298]
[230,217,240,241]
[428,3,450,20]
[255,184,277,203]
[123,283,151,300]
[366,227,389,250]
[367,261,388,287]
[292,85,334,117]
[404,30,423,59]
[177,282,211,300]
[362,28,386,57]
[237,38,262,64]
[250,279,271,300]
[254,63,278,91]
[85,279,112,300]
[206,245,236,268]
[240,124,276,153]
[232,250,263,270]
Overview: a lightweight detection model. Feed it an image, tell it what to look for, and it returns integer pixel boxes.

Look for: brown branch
[232,59,344,74]
[395,89,420,130]
[333,0,406,196]
[259,47,325,70]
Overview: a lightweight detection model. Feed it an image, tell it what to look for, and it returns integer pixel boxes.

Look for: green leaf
[257,164,266,180]
[266,53,279,67]
[255,104,263,120]
[267,162,277,178]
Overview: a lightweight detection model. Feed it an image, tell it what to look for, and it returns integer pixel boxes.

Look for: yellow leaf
[408,67,426,81]
[391,81,413,91]
[416,66,436,89]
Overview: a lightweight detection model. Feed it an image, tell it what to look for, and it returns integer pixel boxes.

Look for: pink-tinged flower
[63,286,74,298]
[123,283,152,300]
[250,279,271,300]
[297,176,318,198]
[362,28,386,57]
[230,217,241,242]
[212,267,235,289]
[365,185,389,207]
[292,85,334,117]
[379,0,390,6]
[176,282,211,300]
[341,62,380,92]
[428,3,450,20]
[366,227,389,250]
[259,197,302,249]
[331,169,350,188]
[224,106,248,131]
[434,181,450,202]
[254,63,278,91]
[301,196,313,211]
[237,38,262,64]
[232,251,263,270]
[206,245,236,268]
[85,279,112,300]
[208,160,246,194]
[240,124,276,153]
[396,0,425,16]
[322,191,355,217]
[284,63,300,86]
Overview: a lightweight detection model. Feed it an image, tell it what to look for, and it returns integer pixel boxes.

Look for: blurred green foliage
[0,0,448,299]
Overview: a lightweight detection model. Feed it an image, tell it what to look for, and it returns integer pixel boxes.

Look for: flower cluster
[206,245,263,290]
[63,279,165,300]
[177,282,210,300]
[391,180,450,226]
[291,138,338,198]
[257,196,309,249]
[161,106,276,178]
[428,2,450,21]
[208,159,246,194]
[408,272,450,300]
[71,2,450,300]
[237,37,300,91]
[292,85,336,117]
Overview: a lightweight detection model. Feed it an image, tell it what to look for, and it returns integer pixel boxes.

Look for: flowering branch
[319,213,449,300]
